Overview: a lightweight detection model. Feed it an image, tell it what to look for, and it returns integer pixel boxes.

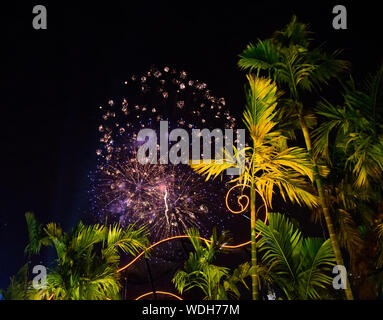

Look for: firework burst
[90,66,238,243]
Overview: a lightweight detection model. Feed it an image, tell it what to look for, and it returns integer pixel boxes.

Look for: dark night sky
[0,1,381,291]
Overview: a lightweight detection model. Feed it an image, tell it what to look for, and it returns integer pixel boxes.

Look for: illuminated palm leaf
[239,15,349,101]
[256,212,335,299]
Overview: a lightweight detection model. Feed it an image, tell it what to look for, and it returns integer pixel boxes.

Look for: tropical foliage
[313,66,383,298]
[172,228,250,300]
[191,72,317,300]
[238,15,354,300]
[24,212,149,300]
[255,212,336,299]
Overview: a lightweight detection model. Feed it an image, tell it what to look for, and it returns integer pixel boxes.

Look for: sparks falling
[92,153,215,240]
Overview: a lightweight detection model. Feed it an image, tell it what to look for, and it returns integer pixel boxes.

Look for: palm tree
[313,66,383,298]
[25,212,149,300]
[191,75,317,299]
[238,15,353,299]
[255,212,336,299]
[172,228,250,300]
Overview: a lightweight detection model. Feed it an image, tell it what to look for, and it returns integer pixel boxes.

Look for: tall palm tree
[255,212,336,299]
[238,15,353,299]
[172,228,250,300]
[191,75,317,299]
[25,212,148,300]
[313,66,383,298]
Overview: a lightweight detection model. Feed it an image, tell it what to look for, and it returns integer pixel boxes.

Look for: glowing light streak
[225,184,250,214]
[117,235,251,273]
[134,291,183,300]
[225,183,268,237]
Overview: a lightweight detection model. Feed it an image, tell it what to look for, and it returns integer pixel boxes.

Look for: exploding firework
[90,66,239,243]
[92,149,222,240]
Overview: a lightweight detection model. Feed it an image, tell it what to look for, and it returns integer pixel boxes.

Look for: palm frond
[256,212,302,281]
[238,39,280,72]
[256,212,336,299]
[104,223,148,257]
[272,15,312,49]
[299,238,335,299]
[307,48,350,88]
[24,212,50,256]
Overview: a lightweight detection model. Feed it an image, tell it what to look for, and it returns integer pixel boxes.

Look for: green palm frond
[239,15,349,104]
[256,213,302,290]
[307,48,350,88]
[85,273,120,300]
[44,222,63,239]
[104,223,148,257]
[256,213,336,300]
[238,39,280,72]
[172,270,190,295]
[299,238,335,299]
[313,99,346,162]
[274,50,316,96]
[71,223,105,253]
[229,262,251,290]
[272,16,312,49]
[314,80,383,191]
[345,133,383,189]
[24,212,51,257]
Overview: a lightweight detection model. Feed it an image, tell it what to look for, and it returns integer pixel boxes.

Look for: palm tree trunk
[250,187,259,300]
[144,258,157,300]
[299,115,354,300]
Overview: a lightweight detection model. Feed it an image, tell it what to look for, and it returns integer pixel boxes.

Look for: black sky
[0,1,381,290]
